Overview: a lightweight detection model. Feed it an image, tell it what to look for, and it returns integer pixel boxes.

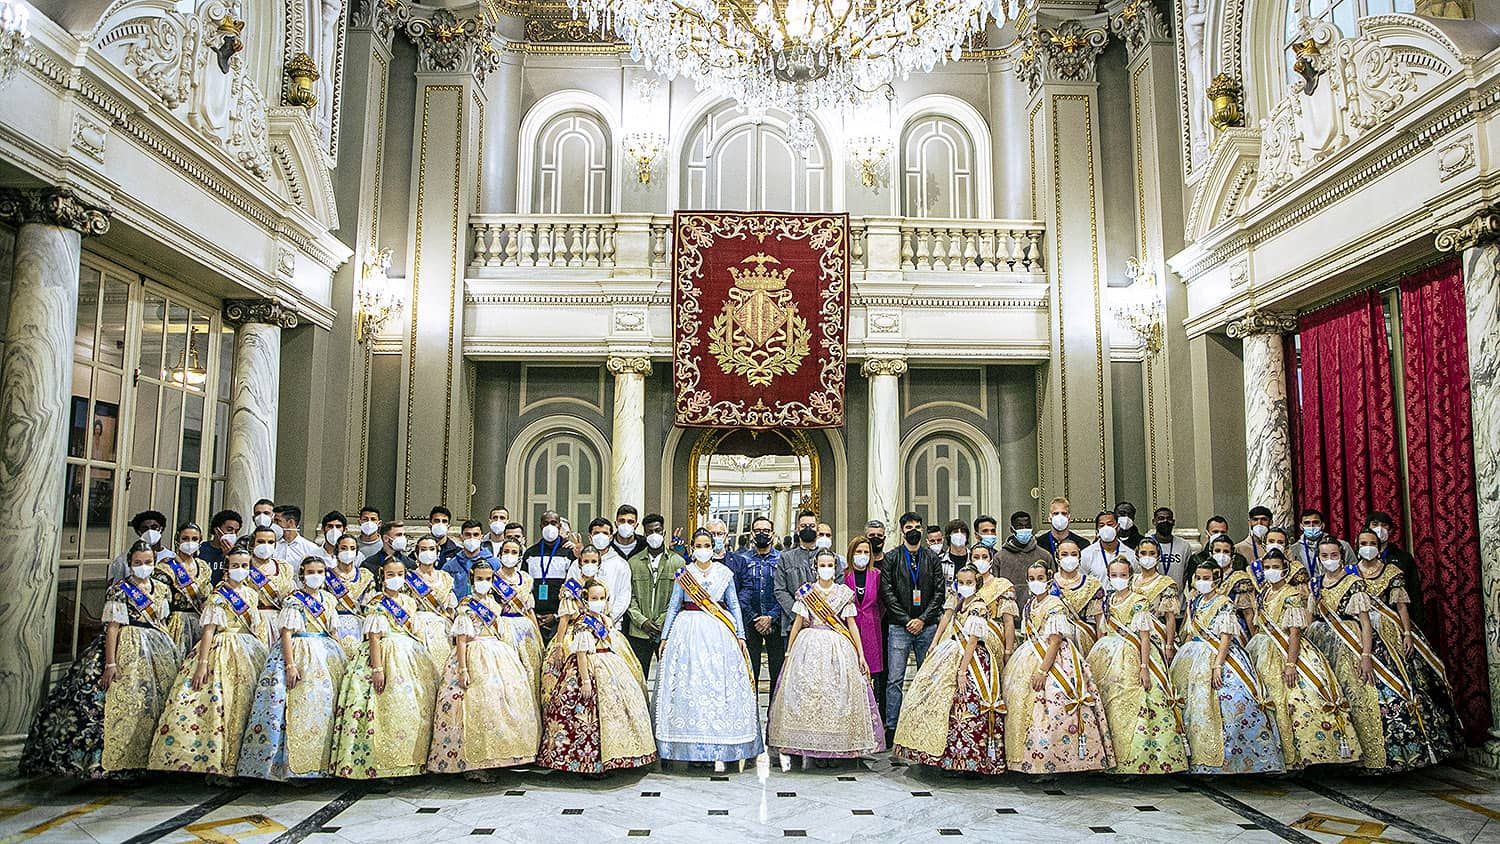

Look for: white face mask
[270,522,285,541]
[616,522,636,539]
[590,533,611,551]
[338,549,358,565]
[587,599,609,614]
[1266,542,1285,554]
[254,513,273,528]
[949,533,967,548]
[1027,579,1048,596]
[303,572,326,590]
[325,528,343,546]
[1057,554,1080,572]
[1097,525,1117,543]
[141,528,163,546]
[1195,579,1215,594]
[1050,513,1070,532]
[956,583,977,599]
[417,549,439,566]
[1212,551,1231,567]
[541,524,561,543]
[220,532,237,547]
[1118,515,1134,531]
[463,537,482,553]
[391,535,408,552]
[131,563,155,580]
[253,543,275,560]
[1251,524,1269,539]
[360,521,380,536]
[692,547,714,563]
[581,562,600,577]
[816,565,835,582]
[1358,545,1380,561]
[178,540,200,556]
[852,553,870,569]
[430,522,448,538]
[927,542,944,555]
[1320,558,1343,573]
[1263,568,1285,584]
[472,580,493,595]
[1373,525,1389,542]
[500,553,520,569]
[646,532,665,550]
[972,559,991,575]
[489,520,505,535]
[227,566,250,583]
[814,535,832,549]
[1109,576,1130,591]
[385,576,406,592]
[1138,554,1159,569]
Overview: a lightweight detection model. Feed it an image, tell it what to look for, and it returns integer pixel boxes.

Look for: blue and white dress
[652,561,764,763]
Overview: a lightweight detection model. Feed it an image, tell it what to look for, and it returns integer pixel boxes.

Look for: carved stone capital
[1015,20,1109,92]
[1109,0,1170,58]
[403,8,502,83]
[0,188,111,236]
[1436,209,1500,253]
[607,355,652,376]
[351,0,412,48]
[861,356,909,378]
[224,298,300,329]
[1226,309,1298,338]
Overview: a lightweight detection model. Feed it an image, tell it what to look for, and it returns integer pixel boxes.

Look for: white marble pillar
[770,486,791,535]
[223,300,297,518]
[863,356,907,530]
[607,355,650,511]
[0,188,109,750]
[1227,311,1298,526]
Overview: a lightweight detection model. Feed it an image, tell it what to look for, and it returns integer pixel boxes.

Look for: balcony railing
[468,213,1045,275]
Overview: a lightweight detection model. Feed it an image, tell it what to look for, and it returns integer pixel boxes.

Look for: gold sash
[1104,611,1185,735]
[1025,607,1097,758]
[1367,597,1451,692]
[799,584,860,654]
[1315,591,1428,737]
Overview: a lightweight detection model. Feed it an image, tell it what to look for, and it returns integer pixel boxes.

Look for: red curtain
[1294,291,1401,543]
[1399,258,1492,742]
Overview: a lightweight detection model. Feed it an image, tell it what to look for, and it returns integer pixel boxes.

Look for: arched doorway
[684,428,821,547]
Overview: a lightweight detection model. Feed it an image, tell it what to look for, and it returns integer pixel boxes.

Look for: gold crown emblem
[728,253,793,292]
[217,14,246,35]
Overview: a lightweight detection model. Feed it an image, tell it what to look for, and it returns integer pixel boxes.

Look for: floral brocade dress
[1002,593,1114,773]
[237,589,351,780]
[1245,581,1359,769]
[538,610,657,773]
[1085,587,1189,774]
[247,561,298,648]
[893,588,1015,773]
[1362,564,1463,763]
[329,592,439,778]
[768,582,885,758]
[154,554,213,656]
[150,584,270,774]
[1054,574,1105,655]
[1169,592,1284,774]
[406,568,459,676]
[427,590,543,773]
[325,564,376,645]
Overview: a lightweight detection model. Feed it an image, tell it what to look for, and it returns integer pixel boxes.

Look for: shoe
[884,728,896,746]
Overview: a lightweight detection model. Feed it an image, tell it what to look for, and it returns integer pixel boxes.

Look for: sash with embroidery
[1187,594,1268,705]
[954,600,1006,755]
[212,583,255,627]
[1024,601,1097,759]
[676,566,755,686]
[160,556,203,608]
[245,564,282,609]
[560,577,586,606]
[579,612,611,645]
[796,583,860,654]
[462,595,503,637]
[405,570,450,617]
[117,579,165,630]
[1366,595,1452,694]
[378,594,415,635]
[290,590,331,635]
[492,575,529,616]
[325,569,362,613]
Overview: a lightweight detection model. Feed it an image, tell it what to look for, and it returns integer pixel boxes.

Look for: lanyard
[904,548,918,587]
[540,539,561,580]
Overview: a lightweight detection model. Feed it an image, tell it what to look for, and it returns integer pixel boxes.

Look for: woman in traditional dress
[1086,558,1189,774]
[150,545,270,777]
[429,556,543,776]
[1245,549,1359,770]
[1003,560,1114,773]
[406,534,458,675]
[538,579,657,773]
[541,546,603,705]
[1049,539,1105,655]
[155,521,213,655]
[843,537,886,717]
[21,542,180,778]
[768,549,883,769]
[329,558,439,779]
[1354,529,1464,761]
[326,532,376,644]
[1210,534,1260,636]
[237,555,350,781]
[248,525,298,647]
[654,530,763,772]
[1132,538,1181,665]
[1169,559,1284,774]
[892,564,1014,774]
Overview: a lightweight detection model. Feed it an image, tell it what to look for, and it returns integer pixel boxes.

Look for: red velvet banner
[672,212,849,428]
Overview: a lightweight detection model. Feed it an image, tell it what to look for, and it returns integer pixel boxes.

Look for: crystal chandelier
[567,0,1019,150]
[0,0,31,87]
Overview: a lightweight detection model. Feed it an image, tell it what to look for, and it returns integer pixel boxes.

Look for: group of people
[19,494,1463,784]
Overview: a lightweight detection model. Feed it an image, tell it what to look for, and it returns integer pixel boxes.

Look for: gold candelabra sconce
[356,247,404,344]
[622,132,666,185]
[847,136,892,190]
[285,52,320,109]
[1115,256,1165,355]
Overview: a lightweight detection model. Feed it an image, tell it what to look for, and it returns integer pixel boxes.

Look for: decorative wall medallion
[868,309,901,334]
[275,246,296,279]
[1438,138,1475,182]
[70,113,107,163]
[1229,258,1249,288]
[613,308,647,332]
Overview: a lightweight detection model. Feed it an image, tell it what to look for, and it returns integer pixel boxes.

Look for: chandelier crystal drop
[568,0,1020,150]
[0,0,31,87]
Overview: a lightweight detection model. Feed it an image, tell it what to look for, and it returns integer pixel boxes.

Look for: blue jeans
[884,622,936,729]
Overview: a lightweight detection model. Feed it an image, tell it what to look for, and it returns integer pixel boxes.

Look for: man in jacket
[625,513,685,678]
[879,510,945,744]
[994,510,1053,587]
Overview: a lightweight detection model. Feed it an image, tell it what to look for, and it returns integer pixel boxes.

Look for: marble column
[224,300,297,519]
[770,486,791,536]
[607,355,650,511]
[1436,211,1500,764]
[0,188,109,753]
[1227,311,1298,526]
[863,356,907,530]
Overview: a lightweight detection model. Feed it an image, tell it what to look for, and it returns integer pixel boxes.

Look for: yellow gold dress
[406,567,457,675]
[1002,592,1114,773]
[247,560,298,648]
[153,553,212,655]
[326,563,376,645]
[100,580,181,772]
[1086,586,1189,773]
[330,592,439,778]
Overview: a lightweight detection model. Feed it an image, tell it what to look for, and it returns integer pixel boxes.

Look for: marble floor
[0,755,1495,844]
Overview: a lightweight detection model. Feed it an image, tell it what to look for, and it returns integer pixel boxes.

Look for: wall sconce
[847,135,892,190]
[1114,256,1165,354]
[356,247,404,343]
[622,131,666,185]
[0,0,31,88]
[285,52,320,109]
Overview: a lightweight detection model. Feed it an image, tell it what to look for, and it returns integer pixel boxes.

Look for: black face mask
[797,527,817,544]
[753,531,772,548]
[903,528,923,545]
[868,536,885,553]
[1156,520,1175,537]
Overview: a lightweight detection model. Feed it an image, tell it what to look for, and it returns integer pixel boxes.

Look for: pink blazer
[844,566,884,673]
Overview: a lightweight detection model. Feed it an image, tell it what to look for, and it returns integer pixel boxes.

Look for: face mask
[1263,568,1285,584]
[430,522,451,538]
[1195,579,1215,594]
[973,559,991,575]
[1138,554,1159,569]
[646,533,664,550]
[1058,555,1080,572]
[338,549,358,565]
[360,521,380,536]
[1212,552,1231,567]
[254,513,272,528]
[1266,542,1284,554]
[473,580,493,595]
[1251,524,1269,539]
[590,533,611,551]
[227,566,250,582]
[979,535,998,548]
[816,566,835,582]
[131,563,155,580]
[325,528,343,546]
[904,528,923,545]
[220,532,237,547]
[271,523,285,540]
[868,537,885,552]
[1303,525,1323,540]
[541,524,560,543]
[178,540,200,556]
[1109,576,1130,591]
[417,549,439,566]
[141,528,162,546]
[1014,528,1034,544]
[253,543,275,560]
[928,542,944,555]
[712,535,727,551]
[1117,515,1134,531]
[814,536,832,549]
[956,583,977,599]
[617,522,636,539]
[581,562,600,577]
[753,531,772,548]
[1320,558,1343,573]
[692,547,714,563]
[1373,525,1389,542]
[1050,513,1069,532]
[798,527,817,544]
[463,537,482,553]
[303,572,326,590]
[489,521,505,535]
[500,553,520,569]
[587,599,608,614]
[1155,520,1174,537]
[852,553,870,569]
[1097,525,1117,543]
[1027,579,1048,596]
[385,576,406,591]
[391,536,408,552]
[1358,545,1380,561]
[950,533,967,548]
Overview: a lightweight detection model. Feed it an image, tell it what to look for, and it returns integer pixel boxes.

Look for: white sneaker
[714,760,726,773]
[780,753,792,772]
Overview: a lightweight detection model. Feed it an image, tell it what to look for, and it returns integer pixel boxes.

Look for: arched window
[1282,0,1416,78]
[900,115,976,219]
[681,104,829,212]
[533,110,612,214]
[523,430,604,530]
[905,435,981,528]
